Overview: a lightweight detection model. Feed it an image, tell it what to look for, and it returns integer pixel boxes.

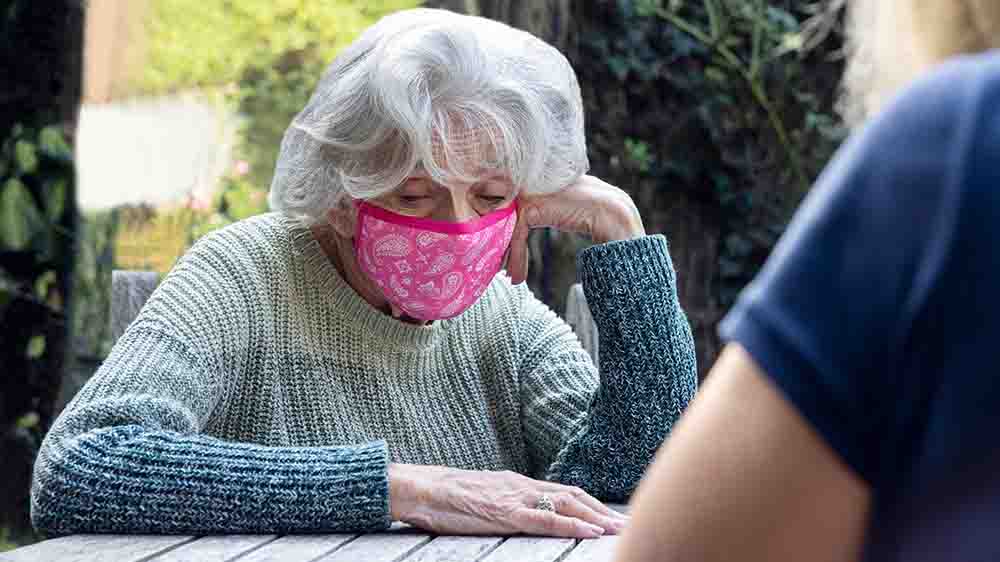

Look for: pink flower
[186,193,212,211]
[233,160,250,177]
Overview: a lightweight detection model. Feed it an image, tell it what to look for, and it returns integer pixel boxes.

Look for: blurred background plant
[0,0,84,547]
[429,0,846,372]
[70,0,420,395]
[594,0,847,369]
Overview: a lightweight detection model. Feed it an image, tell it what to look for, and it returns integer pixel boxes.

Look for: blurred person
[30,8,697,537]
[616,0,1000,560]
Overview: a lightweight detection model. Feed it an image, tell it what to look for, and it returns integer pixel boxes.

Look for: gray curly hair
[269,8,588,226]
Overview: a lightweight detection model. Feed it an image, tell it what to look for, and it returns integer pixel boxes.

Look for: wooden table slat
[147,534,278,562]
[2,505,631,561]
[402,536,504,562]
[561,536,621,562]
[0,534,197,562]
[477,537,576,562]
[234,534,358,562]
[316,533,432,562]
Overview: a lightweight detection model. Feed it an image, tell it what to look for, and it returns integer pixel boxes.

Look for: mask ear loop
[351,197,366,251]
[500,196,522,276]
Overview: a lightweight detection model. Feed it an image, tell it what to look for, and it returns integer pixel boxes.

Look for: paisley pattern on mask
[355,202,518,320]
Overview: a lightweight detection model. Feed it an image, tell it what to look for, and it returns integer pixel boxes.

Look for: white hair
[269,8,588,225]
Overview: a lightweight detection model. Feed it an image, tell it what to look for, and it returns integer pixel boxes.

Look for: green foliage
[0,123,75,547]
[624,138,654,173]
[141,0,417,94]
[0,526,17,553]
[0,126,72,255]
[580,0,845,308]
[0,123,75,374]
[135,0,420,239]
[141,0,419,192]
[72,210,118,358]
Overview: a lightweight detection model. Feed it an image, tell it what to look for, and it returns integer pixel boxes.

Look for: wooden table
[1,506,626,562]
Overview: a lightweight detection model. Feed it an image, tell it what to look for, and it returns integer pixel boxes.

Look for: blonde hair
[841,0,1000,126]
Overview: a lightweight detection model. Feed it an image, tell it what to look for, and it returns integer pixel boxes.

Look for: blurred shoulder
[863,50,1000,146]
[877,51,1000,209]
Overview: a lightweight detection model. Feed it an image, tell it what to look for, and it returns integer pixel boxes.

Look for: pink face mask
[354,200,518,321]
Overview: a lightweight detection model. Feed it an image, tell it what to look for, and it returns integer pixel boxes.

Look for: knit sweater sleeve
[30,231,391,535]
[518,235,698,502]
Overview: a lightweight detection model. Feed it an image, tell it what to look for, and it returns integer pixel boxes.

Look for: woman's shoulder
[179,213,295,269]
[814,51,1000,223]
[859,51,1000,226]
[867,50,1000,150]
[163,212,299,296]
[190,212,291,253]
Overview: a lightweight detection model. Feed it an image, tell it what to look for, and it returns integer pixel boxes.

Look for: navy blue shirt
[720,51,1000,560]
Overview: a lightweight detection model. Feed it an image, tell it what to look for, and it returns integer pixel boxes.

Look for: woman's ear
[326,196,357,239]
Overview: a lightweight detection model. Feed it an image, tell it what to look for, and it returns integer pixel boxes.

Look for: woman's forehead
[405,166,514,188]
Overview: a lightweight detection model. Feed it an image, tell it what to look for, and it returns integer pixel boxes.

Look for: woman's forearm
[546,236,698,501]
[33,425,392,535]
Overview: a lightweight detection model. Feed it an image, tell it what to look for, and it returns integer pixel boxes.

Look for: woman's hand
[507,175,645,284]
[389,464,628,538]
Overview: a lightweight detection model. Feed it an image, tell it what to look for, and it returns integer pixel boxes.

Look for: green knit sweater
[30,212,697,535]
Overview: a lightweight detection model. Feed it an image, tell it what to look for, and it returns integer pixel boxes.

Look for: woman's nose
[436,192,477,222]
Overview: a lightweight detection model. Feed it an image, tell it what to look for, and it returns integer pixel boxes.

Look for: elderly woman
[31,9,696,538]
[618,0,1000,561]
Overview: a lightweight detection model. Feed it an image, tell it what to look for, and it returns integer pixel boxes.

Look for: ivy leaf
[634,0,661,18]
[14,139,38,174]
[34,270,56,300]
[0,178,45,250]
[26,335,46,359]
[16,412,40,429]
[39,126,72,162]
[45,178,67,221]
[774,32,804,57]
[607,56,630,81]
[766,7,800,32]
[705,66,728,84]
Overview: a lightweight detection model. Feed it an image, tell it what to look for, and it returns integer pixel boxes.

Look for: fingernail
[589,524,605,536]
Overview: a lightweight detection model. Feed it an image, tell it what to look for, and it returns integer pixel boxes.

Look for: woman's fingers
[513,507,605,539]
[574,489,629,521]
[542,484,628,521]
[548,493,626,535]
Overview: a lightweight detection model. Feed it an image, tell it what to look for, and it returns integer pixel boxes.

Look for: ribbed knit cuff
[578,235,676,319]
